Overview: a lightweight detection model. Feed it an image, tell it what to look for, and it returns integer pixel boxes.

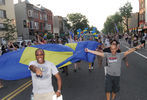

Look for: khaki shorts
[34,92,55,100]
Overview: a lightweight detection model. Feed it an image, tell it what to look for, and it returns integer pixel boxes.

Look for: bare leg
[0,80,3,88]
[88,63,91,69]
[88,63,91,72]
[77,62,80,69]
[106,92,111,100]
[74,63,77,72]
[112,92,116,100]
[65,66,68,76]
[98,56,102,67]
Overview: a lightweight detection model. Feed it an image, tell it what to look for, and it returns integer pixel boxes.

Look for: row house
[128,0,147,35]
[138,0,147,33]
[128,13,139,34]
[15,0,53,40]
[53,16,64,37]
[53,16,69,37]
[0,0,17,44]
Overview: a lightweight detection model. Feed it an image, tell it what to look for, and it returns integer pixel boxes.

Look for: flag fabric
[43,33,48,39]
[114,23,119,33]
[69,31,74,39]
[83,28,88,34]
[91,27,99,39]
[0,41,101,80]
[77,29,82,38]
[94,34,98,39]
[91,27,96,35]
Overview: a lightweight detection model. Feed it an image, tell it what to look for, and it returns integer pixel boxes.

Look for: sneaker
[88,69,92,72]
[74,69,77,72]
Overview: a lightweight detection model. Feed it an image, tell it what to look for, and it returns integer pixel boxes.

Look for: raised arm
[29,65,42,76]
[37,35,44,44]
[124,44,144,57]
[85,48,104,57]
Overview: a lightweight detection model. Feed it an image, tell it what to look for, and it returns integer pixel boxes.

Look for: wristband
[57,90,61,93]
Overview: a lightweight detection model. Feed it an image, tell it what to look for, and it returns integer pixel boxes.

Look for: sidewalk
[120,39,147,50]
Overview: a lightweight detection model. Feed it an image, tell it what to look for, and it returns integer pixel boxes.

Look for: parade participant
[58,39,69,76]
[128,35,132,48]
[27,41,32,47]
[96,39,103,67]
[88,62,94,72]
[1,44,7,55]
[133,36,138,47]
[141,33,146,49]
[37,34,47,44]
[21,41,27,48]
[29,49,62,100]
[103,40,129,67]
[0,80,3,88]
[7,41,17,52]
[68,35,81,72]
[104,37,110,48]
[85,44,144,100]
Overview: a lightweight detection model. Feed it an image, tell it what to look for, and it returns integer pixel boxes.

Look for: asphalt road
[0,40,147,100]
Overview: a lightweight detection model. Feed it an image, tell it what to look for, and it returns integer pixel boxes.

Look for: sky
[14,0,139,31]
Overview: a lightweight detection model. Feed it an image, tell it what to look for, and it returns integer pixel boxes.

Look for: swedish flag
[0,41,101,80]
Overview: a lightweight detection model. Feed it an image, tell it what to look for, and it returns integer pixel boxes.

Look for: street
[0,41,147,100]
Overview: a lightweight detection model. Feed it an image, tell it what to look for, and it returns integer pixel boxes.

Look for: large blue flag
[0,41,101,80]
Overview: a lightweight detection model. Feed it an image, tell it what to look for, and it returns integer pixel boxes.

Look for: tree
[63,19,71,30]
[4,19,17,41]
[102,12,123,34]
[119,2,132,34]
[67,13,89,34]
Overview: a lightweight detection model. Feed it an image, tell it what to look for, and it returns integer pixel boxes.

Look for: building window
[0,10,6,18]
[0,23,6,31]
[34,22,39,29]
[29,21,34,29]
[34,11,39,19]
[0,0,5,5]
[40,22,43,30]
[45,24,51,31]
[43,14,47,21]
[40,13,42,20]
[28,10,33,17]
[23,20,27,28]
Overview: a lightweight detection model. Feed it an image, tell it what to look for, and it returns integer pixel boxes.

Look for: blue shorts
[105,74,120,93]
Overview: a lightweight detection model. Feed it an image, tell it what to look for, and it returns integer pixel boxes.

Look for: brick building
[15,0,53,40]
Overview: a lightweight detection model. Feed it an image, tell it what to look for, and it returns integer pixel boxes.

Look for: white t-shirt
[105,38,110,48]
[29,60,58,94]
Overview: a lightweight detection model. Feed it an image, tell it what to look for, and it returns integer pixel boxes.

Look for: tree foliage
[102,12,123,34]
[4,19,17,41]
[67,13,89,34]
[119,2,132,34]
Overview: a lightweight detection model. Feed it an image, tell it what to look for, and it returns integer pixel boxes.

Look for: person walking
[29,49,62,100]
[85,44,144,100]
[140,33,146,49]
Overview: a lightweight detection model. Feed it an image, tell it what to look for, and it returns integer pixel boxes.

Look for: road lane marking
[7,82,32,100]
[122,45,147,60]
[1,80,32,100]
